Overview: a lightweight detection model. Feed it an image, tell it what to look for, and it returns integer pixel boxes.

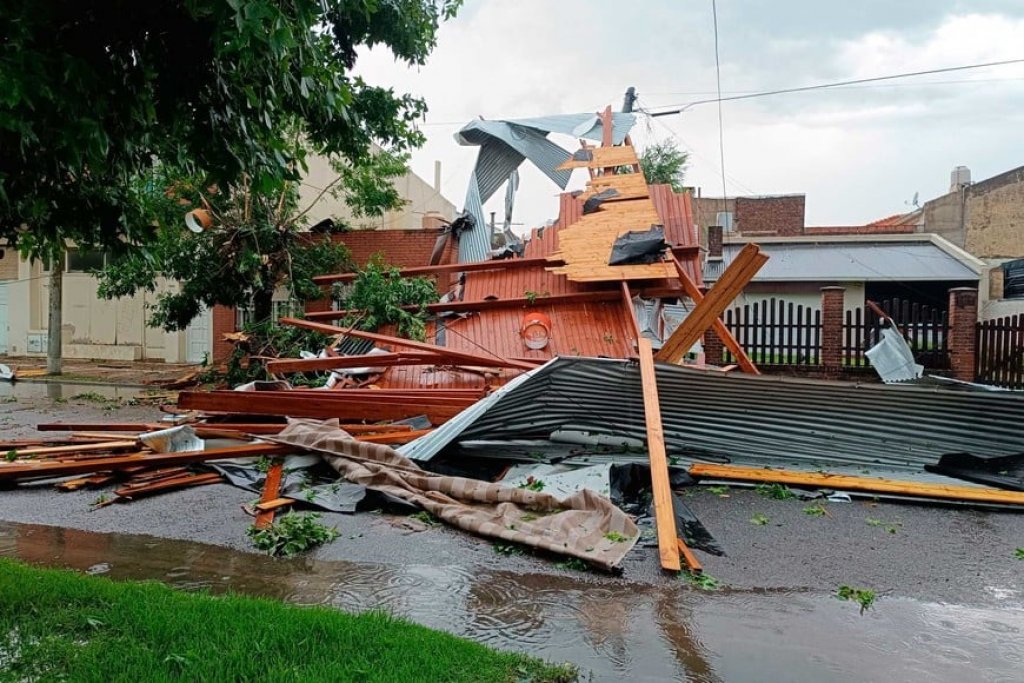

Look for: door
[185,306,211,364]
[0,285,8,354]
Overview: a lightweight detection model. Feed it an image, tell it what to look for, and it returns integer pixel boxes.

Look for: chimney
[708,225,723,259]
[434,160,442,193]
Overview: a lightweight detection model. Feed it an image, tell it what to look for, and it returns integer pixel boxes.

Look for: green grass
[836,585,877,614]
[755,483,795,500]
[750,513,770,526]
[0,559,576,682]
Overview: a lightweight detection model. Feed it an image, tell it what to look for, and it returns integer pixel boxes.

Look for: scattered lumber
[255,497,295,512]
[177,391,468,423]
[657,243,768,364]
[689,463,1024,506]
[7,440,139,459]
[637,337,682,572]
[114,471,224,500]
[667,253,760,374]
[0,443,288,482]
[312,256,562,285]
[279,317,538,371]
[304,291,621,321]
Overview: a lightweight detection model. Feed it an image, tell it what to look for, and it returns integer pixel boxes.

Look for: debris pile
[7,107,1024,574]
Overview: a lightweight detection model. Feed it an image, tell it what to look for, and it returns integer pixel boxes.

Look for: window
[66,249,107,273]
[236,299,300,328]
[1003,259,1024,300]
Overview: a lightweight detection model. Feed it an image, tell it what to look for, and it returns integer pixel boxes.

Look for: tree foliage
[639,140,689,192]
[0,0,461,259]
[333,258,438,341]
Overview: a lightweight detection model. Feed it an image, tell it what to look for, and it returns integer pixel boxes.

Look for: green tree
[0,0,460,369]
[639,140,689,192]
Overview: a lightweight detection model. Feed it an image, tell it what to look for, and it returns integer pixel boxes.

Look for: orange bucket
[521,312,552,350]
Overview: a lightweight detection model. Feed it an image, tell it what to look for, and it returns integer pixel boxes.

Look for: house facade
[0,156,456,362]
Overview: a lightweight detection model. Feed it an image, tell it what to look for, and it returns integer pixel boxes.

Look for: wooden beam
[656,244,768,364]
[304,291,622,321]
[677,538,703,574]
[620,281,641,347]
[177,391,465,423]
[312,257,562,285]
[255,497,295,512]
[8,440,139,459]
[254,460,284,529]
[667,254,759,374]
[279,317,537,371]
[637,337,681,572]
[0,443,288,482]
[265,352,440,374]
[689,463,1024,506]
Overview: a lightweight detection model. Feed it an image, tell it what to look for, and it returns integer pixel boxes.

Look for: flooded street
[3,521,1022,682]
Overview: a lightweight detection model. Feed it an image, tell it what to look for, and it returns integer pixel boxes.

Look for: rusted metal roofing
[442,300,635,362]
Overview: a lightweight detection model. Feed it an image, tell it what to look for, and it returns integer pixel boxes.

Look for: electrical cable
[649,57,1024,117]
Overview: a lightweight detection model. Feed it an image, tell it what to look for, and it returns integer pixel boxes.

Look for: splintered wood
[556,145,640,171]
[547,147,677,283]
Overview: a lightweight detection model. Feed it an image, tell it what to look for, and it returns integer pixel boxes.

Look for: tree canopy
[0,0,461,259]
[639,140,689,192]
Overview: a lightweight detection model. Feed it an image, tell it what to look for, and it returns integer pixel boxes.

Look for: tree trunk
[252,287,274,326]
[47,258,63,375]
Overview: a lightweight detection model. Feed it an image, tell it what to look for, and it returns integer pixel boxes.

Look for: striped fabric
[268,419,639,570]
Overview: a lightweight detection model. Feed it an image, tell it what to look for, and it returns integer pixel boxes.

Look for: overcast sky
[355,1,1024,230]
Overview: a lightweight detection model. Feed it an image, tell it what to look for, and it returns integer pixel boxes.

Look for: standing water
[1,522,1021,681]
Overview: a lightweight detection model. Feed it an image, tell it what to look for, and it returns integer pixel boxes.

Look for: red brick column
[820,286,845,377]
[947,287,978,382]
[211,305,237,362]
[703,326,724,365]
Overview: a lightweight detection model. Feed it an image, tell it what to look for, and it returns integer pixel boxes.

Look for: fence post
[704,326,724,365]
[947,287,978,382]
[820,286,845,378]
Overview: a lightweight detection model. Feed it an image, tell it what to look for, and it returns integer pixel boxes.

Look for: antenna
[906,191,920,209]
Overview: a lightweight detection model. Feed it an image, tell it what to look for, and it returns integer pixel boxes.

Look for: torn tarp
[269,418,639,570]
[608,225,668,265]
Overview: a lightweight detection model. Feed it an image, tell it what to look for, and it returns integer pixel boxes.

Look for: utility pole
[46,250,63,375]
[622,86,637,113]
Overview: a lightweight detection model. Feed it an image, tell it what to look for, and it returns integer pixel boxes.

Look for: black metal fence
[843,298,949,370]
[722,298,821,366]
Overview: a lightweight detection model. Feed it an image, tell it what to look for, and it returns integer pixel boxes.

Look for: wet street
[2,381,1024,681]
[3,521,1023,682]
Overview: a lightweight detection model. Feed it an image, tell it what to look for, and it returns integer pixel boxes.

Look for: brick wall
[735,195,805,236]
[819,286,845,377]
[947,287,978,381]
[336,228,454,269]
[964,166,1024,258]
[211,305,237,362]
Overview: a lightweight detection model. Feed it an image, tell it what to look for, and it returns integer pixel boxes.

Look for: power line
[643,75,1024,98]
[711,0,728,215]
[649,57,1024,117]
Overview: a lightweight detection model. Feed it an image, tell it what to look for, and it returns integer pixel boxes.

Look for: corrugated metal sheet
[500,113,636,145]
[716,241,980,282]
[405,357,1024,470]
[443,301,634,362]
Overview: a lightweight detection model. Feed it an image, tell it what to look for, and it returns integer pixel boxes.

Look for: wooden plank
[637,337,681,572]
[8,440,139,458]
[177,391,464,423]
[657,244,768,364]
[37,423,167,432]
[689,463,1024,506]
[556,145,640,170]
[667,253,760,373]
[677,538,703,574]
[255,497,295,512]
[254,461,284,529]
[279,317,537,371]
[0,443,288,482]
[266,353,441,373]
[305,291,622,321]
[354,428,433,444]
[621,281,641,346]
[115,472,223,499]
[312,257,562,285]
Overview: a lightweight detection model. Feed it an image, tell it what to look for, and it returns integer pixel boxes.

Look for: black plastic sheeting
[609,463,724,556]
[583,188,619,214]
[608,225,668,266]
[926,451,1024,491]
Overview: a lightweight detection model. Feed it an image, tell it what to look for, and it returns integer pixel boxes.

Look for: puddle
[0,382,143,402]
[1,522,1022,681]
